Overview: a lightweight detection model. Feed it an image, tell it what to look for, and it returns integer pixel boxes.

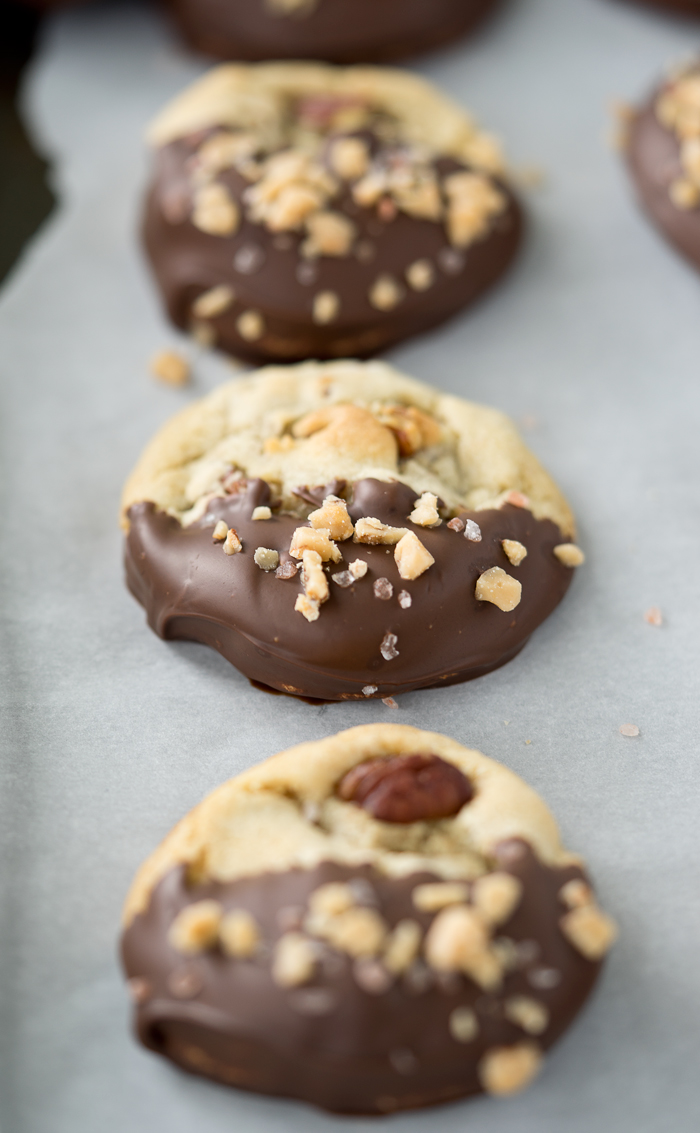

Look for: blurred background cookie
[121,360,584,702]
[142,64,522,364]
[165,0,502,65]
[625,61,700,272]
[121,723,616,1114]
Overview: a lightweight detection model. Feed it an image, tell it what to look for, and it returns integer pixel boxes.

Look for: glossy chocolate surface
[143,136,522,364]
[124,478,572,701]
[627,99,700,270]
[121,841,601,1114]
[167,0,501,65]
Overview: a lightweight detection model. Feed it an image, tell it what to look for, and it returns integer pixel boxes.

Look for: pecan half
[337,753,473,823]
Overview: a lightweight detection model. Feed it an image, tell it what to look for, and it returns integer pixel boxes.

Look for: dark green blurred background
[0,0,55,286]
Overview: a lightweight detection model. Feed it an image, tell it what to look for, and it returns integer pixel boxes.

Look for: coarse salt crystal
[374,577,393,600]
[464,519,482,542]
[380,633,399,661]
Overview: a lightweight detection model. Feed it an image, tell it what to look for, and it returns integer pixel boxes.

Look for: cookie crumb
[150,349,190,387]
[619,723,640,737]
[252,506,272,521]
[362,684,378,697]
[382,697,398,709]
[254,547,279,571]
[212,520,228,542]
[374,577,393,600]
[380,632,399,661]
[223,527,243,555]
[644,606,663,627]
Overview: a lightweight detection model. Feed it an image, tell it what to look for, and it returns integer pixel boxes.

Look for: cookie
[121,360,584,702]
[121,723,617,1114]
[166,0,501,65]
[625,62,700,271]
[142,64,522,364]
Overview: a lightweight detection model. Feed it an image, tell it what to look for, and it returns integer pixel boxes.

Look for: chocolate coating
[167,0,501,65]
[338,753,474,823]
[121,842,601,1114]
[124,478,572,701]
[632,0,700,13]
[627,98,700,271]
[143,137,522,365]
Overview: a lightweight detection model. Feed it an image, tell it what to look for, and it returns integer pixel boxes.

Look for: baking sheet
[1,0,699,1129]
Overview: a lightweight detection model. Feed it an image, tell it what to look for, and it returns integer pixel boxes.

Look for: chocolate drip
[121,843,602,1114]
[124,478,573,701]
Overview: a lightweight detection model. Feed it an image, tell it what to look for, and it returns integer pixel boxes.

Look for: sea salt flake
[398,590,412,609]
[332,570,354,588]
[380,632,399,661]
[382,697,398,709]
[362,684,378,697]
[447,517,465,532]
[374,577,393,600]
[644,607,663,627]
[464,519,482,542]
[619,723,640,738]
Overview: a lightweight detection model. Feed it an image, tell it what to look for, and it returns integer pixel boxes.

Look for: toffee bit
[380,632,399,661]
[332,570,354,588]
[362,684,378,697]
[374,577,393,600]
[275,560,298,579]
[464,519,482,542]
[382,697,398,709]
[398,590,412,609]
[447,516,465,533]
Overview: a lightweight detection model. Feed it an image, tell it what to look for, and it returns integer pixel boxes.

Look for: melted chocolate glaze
[121,841,602,1114]
[124,478,572,701]
[167,0,501,65]
[627,98,700,271]
[633,0,700,12]
[143,138,523,364]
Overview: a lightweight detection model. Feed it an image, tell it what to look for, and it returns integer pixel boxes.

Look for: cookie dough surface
[121,361,579,700]
[121,725,616,1114]
[142,63,522,363]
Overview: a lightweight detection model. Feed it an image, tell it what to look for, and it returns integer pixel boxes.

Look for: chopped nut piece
[619,723,640,738]
[192,183,240,236]
[409,492,442,528]
[368,274,405,311]
[424,905,502,990]
[236,310,265,341]
[275,559,298,579]
[302,549,329,602]
[150,349,190,387]
[380,632,399,661]
[212,520,228,542]
[472,873,522,926]
[443,172,506,248]
[553,543,585,567]
[560,905,618,960]
[478,1043,543,1096]
[254,547,279,571]
[329,136,370,181]
[308,496,354,540]
[504,996,549,1035]
[384,920,422,974]
[295,594,320,622]
[272,933,316,988]
[263,434,295,454]
[309,882,355,917]
[362,684,378,697]
[372,403,441,455]
[475,566,522,612]
[405,258,435,291]
[312,290,340,325]
[374,577,393,600]
[290,525,342,562]
[168,901,223,954]
[304,210,356,257]
[191,284,235,320]
[349,559,368,579]
[354,517,408,545]
[252,506,272,521]
[395,531,435,580]
[398,590,412,609]
[644,606,663,627]
[559,880,593,909]
[670,176,700,210]
[312,907,388,958]
[502,539,528,566]
[413,882,469,912]
[449,1006,479,1043]
[352,169,387,207]
[447,517,465,533]
[219,909,260,958]
[223,527,243,555]
[464,519,482,542]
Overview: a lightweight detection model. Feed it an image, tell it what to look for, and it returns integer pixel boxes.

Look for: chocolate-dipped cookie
[121,360,585,702]
[121,723,617,1114]
[632,0,699,13]
[143,64,522,364]
[166,0,501,64]
[626,62,700,270]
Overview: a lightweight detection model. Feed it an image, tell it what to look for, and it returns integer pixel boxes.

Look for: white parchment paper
[1,0,699,1129]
